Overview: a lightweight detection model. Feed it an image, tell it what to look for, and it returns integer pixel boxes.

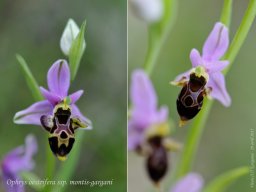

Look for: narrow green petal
[203,167,249,192]
[16,54,43,101]
[69,20,86,81]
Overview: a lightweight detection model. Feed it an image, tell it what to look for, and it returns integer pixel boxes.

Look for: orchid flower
[13,59,92,129]
[128,69,168,150]
[172,22,231,107]
[1,135,37,192]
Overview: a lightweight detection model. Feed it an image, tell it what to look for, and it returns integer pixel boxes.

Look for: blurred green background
[0,0,126,191]
[129,0,255,192]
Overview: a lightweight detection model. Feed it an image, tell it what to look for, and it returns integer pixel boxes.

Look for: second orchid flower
[172,22,231,125]
[129,69,180,185]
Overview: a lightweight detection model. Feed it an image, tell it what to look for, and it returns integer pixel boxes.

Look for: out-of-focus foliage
[128,0,256,192]
[0,0,127,191]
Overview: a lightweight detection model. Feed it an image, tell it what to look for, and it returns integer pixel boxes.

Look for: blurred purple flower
[171,173,204,192]
[1,135,37,192]
[14,59,91,128]
[173,22,231,106]
[129,70,168,150]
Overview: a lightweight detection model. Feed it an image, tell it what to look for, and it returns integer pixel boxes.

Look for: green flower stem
[21,172,45,191]
[174,100,213,179]
[43,147,56,192]
[144,0,177,75]
[144,30,163,75]
[223,0,256,73]
[174,0,256,179]
[220,0,233,28]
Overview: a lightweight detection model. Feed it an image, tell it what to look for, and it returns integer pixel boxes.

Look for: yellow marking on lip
[57,155,67,161]
[53,101,72,114]
[192,66,209,82]
[179,119,187,127]
[146,122,170,139]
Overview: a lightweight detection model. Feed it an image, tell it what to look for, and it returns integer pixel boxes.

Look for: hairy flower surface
[14,59,92,129]
[172,22,231,107]
[171,173,204,192]
[128,69,168,150]
[1,135,37,192]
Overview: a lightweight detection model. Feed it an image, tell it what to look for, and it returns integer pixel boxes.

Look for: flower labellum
[41,98,87,161]
[14,60,92,160]
[60,19,86,56]
[146,136,168,184]
[171,22,231,126]
[176,67,209,126]
[1,135,37,192]
[129,0,164,23]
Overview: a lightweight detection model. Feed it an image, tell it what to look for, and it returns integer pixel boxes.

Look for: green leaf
[52,131,85,192]
[16,54,43,101]
[21,171,44,191]
[69,20,86,81]
[203,167,249,192]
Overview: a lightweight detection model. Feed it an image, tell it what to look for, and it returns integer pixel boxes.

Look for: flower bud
[60,19,85,56]
[130,0,163,23]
